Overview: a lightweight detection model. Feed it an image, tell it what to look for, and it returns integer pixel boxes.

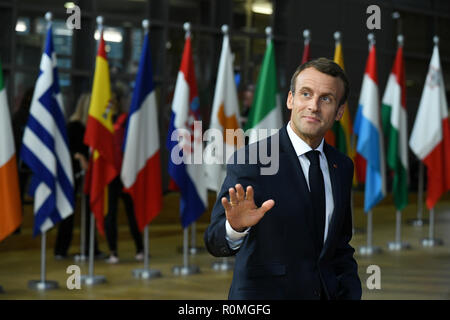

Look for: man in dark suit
[204,57,362,300]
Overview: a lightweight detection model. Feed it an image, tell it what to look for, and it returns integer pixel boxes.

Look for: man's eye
[321,96,331,102]
[302,92,310,97]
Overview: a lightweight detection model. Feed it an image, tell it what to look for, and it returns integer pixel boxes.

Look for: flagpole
[173,226,200,276]
[409,162,428,226]
[79,16,108,286]
[172,22,201,276]
[265,25,272,47]
[75,171,87,262]
[358,33,382,256]
[421,207,443,247]
[28,231,59,290]
[127,19,162,279]
[386,34,410,251]
[27,13,59,291]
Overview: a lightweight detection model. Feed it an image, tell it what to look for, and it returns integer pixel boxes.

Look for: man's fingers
[229,188,238,205]
[258,199,275,215]
[245,186,254,202]
[221,197,232,212]
[235,184,245,202]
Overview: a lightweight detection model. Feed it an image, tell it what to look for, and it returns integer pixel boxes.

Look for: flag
[244,40,283,143]
[354,43,386,212]
[83,31,118,235]
[166,34,207,228]
[301,31,310,64]
[20,26,74,236]
[204,32,241,192]
[381,42,408,210]
[0,59,22,242]
[121,31,162,231]
[409,42,450,209]
[324,38,356,164]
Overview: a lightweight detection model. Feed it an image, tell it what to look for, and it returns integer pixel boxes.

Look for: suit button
[221,248,228,254]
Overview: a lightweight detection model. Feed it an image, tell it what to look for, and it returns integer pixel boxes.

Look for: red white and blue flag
[121,31,162,231]
[166,34,207,228]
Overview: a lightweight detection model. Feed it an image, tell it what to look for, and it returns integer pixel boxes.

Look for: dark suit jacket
[204,125,362,300]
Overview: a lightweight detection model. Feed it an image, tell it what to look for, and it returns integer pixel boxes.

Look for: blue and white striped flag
[20,25,74,237]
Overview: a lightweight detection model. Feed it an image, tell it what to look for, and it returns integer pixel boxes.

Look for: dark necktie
[305,150,325,253]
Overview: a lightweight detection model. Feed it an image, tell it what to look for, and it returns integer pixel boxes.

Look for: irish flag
[409,39,450,209]
[204,27,241,192]
[0,59,22,242]
[83,31,118,235]
[245,40,283,143]
[381,38,408,210]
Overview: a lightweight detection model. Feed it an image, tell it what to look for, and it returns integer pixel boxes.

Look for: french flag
[166,34,207,228]
[354,41,386,212]
[121,30,162,231]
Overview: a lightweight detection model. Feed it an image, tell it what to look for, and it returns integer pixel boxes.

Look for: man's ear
[335,104,345,121]
[287,91,293,110]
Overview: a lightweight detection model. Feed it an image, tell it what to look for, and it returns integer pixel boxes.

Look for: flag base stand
[172,265,200,276]
[407,219,428,227]
[132,268,162,279]
[212,257,234,271]
[421,238,443,247]
[387,241,411,251]
[80,275,106,285]
[74,254,88,262]
[28,280,59,291]
[358,246,382,256]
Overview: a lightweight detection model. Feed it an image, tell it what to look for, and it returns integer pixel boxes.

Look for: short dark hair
[290,57,349,106]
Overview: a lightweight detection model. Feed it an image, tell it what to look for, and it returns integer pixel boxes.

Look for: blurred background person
[104,84,144,264]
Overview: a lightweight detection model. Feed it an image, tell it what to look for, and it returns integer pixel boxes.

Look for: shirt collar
[286,121,325,157]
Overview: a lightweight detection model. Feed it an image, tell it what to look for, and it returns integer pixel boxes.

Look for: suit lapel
[321,143,342,257]
[279,127,319,253]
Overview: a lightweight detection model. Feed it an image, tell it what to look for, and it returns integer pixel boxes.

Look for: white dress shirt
[225,121,335,249]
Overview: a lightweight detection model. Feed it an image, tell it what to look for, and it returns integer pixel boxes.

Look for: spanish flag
[0,59,22,242]
[83,32,117,235]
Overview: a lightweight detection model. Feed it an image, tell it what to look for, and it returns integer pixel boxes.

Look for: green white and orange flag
[324,33,357,184]
[382,37,408,210]
[0,59,22,241]
[83,31,118,235]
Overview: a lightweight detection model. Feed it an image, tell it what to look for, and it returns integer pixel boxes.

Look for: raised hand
[222,183,275,232]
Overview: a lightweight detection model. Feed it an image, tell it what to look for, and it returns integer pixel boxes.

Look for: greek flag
[20,25,74,236]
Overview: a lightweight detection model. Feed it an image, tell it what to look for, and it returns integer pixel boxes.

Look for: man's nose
[307,96,320,112]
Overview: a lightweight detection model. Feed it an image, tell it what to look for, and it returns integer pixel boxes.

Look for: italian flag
[409,41,450,209]
[0,59,22,241]
[381,41,408,210]
[245,40,283,143]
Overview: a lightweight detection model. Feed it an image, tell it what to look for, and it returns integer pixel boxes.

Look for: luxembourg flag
[21,25,74,236]
[121,30,162,231]
[409,39,450,209]
[354,41,386,212]
[166,33,207,228]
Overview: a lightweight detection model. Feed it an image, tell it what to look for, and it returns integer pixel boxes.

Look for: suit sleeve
[204,150,260,257]
[331,158,362,300]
